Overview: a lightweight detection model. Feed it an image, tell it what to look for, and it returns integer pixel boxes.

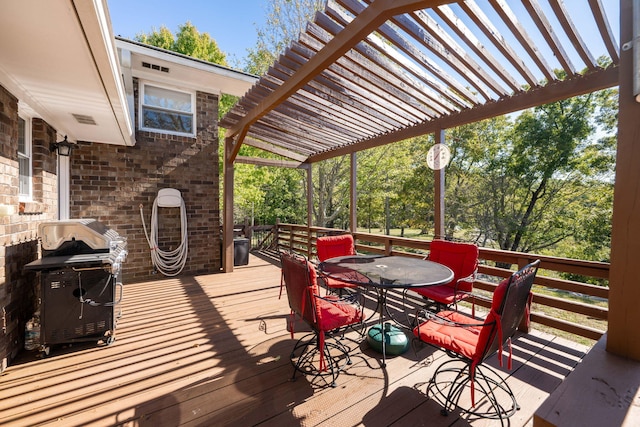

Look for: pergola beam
[235,156,305,168]
[243,136,308,162]
[308,65,619,163]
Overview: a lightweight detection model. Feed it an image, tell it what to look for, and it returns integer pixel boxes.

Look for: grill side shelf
[24,254,112,271]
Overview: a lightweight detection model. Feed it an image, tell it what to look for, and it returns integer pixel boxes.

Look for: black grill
[25,219,127,355]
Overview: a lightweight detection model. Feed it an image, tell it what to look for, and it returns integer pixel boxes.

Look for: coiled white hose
[140,192,188,277]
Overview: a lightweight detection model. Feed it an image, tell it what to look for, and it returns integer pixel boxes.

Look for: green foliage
[440,88,617,263]
[241,0,341,227]
[244,0,324,74]
[136,22,228,66]
[231,145,307,225]
[233,151,307,225]
[341,86,616,266]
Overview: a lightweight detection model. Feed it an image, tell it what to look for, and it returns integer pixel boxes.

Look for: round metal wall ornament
[426,144,451,170]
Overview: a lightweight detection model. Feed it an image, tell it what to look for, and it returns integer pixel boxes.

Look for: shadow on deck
[0,252,589,426]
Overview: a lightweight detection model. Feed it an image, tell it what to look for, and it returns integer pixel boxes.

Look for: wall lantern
[50,136,75,157]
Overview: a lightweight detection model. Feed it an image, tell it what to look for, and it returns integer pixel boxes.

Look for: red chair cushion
[412,283,468,304]
[413,310,482,360]
[316,295,363,331]
[472,277,509,359]
[316,234,356,261]
[411,240,478,303]
[306,259,362,331]
[413,277,509,363]
[317,234,359,290]
[427,240,478,292]
[322,276,359,289]
[492,277,510,310]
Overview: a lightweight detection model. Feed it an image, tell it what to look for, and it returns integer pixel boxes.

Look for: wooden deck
[1,253,589,427]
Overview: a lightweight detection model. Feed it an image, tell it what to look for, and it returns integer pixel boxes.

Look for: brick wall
[69,85,222,282]
[0,85,58,371]
[0,81,222,368]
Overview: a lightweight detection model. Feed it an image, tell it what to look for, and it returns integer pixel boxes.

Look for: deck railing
[267,222,608,342]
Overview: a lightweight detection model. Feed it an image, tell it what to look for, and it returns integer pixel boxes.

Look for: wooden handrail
[268,222,609,342]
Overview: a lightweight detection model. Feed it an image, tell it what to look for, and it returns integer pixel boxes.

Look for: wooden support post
[608,0,640,361]
[306,164,313,255]
[223,137,235,273]
[350,152,357,233]
[433,129,445,239]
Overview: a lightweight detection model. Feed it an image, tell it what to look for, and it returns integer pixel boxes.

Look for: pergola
[220,0,640,363]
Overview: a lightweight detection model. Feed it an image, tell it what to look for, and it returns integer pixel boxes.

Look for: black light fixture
[50,136,75,157]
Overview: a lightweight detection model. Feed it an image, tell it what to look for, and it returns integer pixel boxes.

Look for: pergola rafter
[221,0,619,164]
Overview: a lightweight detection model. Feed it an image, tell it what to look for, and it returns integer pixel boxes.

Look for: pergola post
[223,137,235,273]
[433,129,445,239]
[607,0,640,361]
[306,164,313,253]
[350,152,357,232]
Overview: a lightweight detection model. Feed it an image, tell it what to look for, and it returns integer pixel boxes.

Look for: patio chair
[412,260,540,425]
[280,250,364,387]
[407,240,478,312]
[316,234,359,293]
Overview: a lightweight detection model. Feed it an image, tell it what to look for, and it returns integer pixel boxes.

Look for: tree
[445,86,618,260]
[245,0,324,75]
[440,117,511,241]
[234,148,307,226]
[314,156,350,228]
[136,22,227,65]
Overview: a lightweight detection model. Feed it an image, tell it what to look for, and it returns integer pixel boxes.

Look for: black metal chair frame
[280,250,364,387]
[414,260,540,425]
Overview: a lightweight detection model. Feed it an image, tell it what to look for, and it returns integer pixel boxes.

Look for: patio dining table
[318,254,453,367]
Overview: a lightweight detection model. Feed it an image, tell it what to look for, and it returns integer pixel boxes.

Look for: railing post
[244,217,251,240]
[517,257,535,333]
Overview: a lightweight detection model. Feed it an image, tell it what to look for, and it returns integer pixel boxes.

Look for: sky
[106,0,620,80]
[107,0,268,68]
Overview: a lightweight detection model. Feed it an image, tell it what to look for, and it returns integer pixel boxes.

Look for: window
[140,82,195,136]
[18,116,32,200]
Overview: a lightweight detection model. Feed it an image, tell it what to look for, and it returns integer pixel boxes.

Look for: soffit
[0,0,133,146]
[116,38,257,97]
[220,0,620,165]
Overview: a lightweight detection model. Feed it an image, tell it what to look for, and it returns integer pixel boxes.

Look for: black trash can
[233,238,250,266]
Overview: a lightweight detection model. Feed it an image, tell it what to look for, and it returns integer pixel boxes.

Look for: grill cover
[25,219,127,271]
[39,219,120,253]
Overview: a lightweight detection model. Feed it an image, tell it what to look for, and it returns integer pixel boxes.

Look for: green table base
[366,322,409,356]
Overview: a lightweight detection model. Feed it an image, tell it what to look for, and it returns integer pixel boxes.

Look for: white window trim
[139,80,196,137]
[17,114,32,202]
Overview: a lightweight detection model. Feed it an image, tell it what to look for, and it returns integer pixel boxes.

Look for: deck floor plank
[0,254,588,426]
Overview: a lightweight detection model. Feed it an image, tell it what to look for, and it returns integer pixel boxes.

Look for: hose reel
[140,188,188,276]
